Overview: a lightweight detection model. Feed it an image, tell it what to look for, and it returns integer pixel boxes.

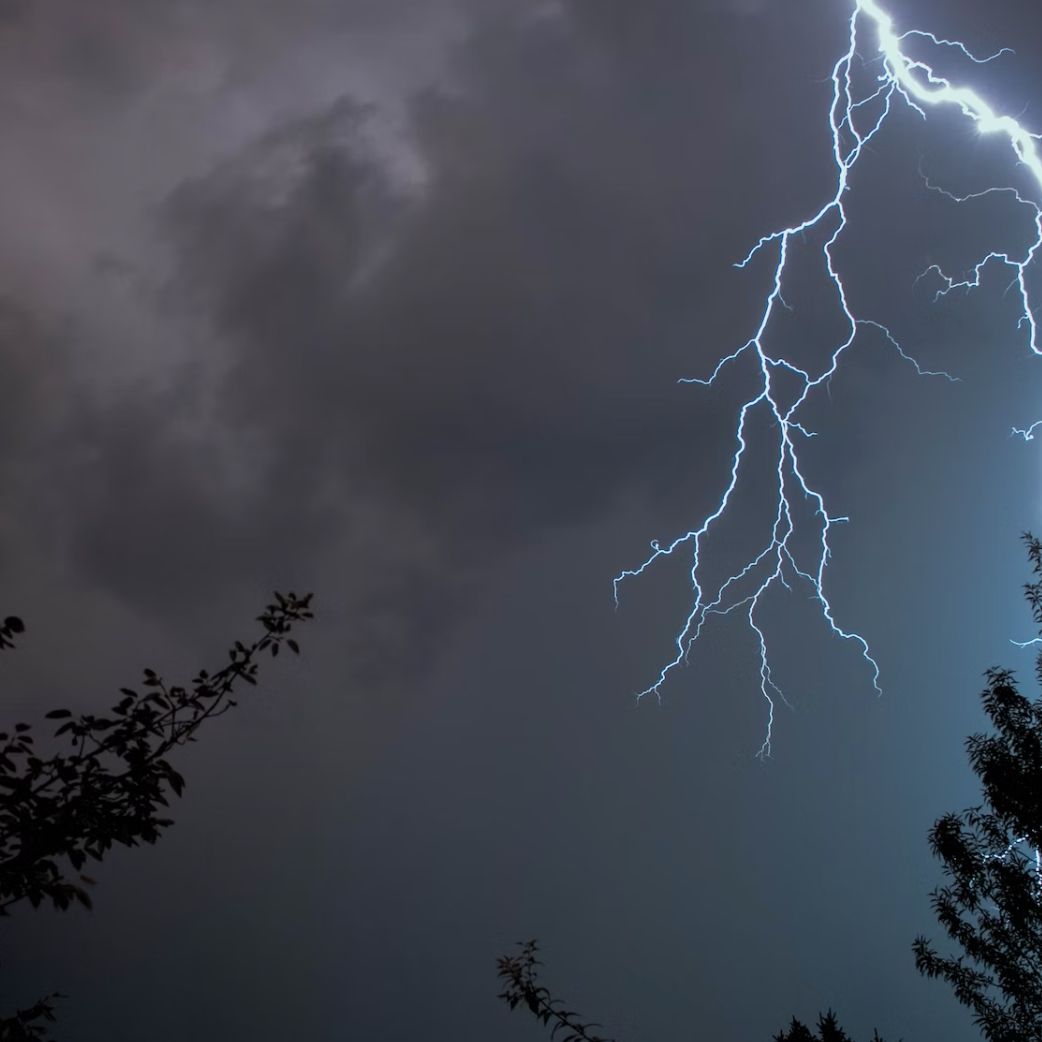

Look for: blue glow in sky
[615,0,1042,756]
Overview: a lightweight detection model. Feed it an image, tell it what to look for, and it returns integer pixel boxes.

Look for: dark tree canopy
[773,1010,884,1042]
[910,535,1042,1041]
[0,592,313,1040]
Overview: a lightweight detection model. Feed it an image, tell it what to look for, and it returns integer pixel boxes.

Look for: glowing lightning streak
[615,0,1042,757]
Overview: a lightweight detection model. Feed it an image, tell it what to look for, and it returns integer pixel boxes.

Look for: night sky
[4,1,1042,1039]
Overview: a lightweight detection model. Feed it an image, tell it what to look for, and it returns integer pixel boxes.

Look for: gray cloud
[49,4,790,670]
[0,1,851,688]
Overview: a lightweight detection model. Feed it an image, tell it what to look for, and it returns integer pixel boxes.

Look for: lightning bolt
[615,0,1042,757]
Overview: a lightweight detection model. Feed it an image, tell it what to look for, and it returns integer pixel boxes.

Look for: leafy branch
[498,941,616,1042]
[0,591,313,1038]
[0,992,62,1042]
[0,591,312,917]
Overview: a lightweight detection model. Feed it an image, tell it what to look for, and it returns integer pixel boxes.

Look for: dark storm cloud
[52,0,841,675]
[46,2,835,675]
[0,0,448,98]
[0,298,74,543]
[0,0,228,116]
[0,298,57,453]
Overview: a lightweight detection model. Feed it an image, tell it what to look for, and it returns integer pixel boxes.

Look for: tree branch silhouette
[911,533,1042,1041]
[0,591,313,1038]
[498,941,616,1042]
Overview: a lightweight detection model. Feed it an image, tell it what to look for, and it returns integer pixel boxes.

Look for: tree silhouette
[0,593,313,1039]
[497,942,887,1042]
[499,538,1042,1040]
[773,1010,885,1042]
[498,941,616,1042]
[910,534,1042,1041]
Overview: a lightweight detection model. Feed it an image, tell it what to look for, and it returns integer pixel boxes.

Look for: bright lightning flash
[615,0,1042,757]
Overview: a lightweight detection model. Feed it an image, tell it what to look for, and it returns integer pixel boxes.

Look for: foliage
[0,592,313,1038]
[773,1010,884,1042]
[498,941,615,1042]
[496,942,886,1042]
[0,994,61,1042]
[911,534,1042,1041]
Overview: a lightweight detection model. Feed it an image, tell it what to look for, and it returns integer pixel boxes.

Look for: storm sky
[3,1,1042,1039]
